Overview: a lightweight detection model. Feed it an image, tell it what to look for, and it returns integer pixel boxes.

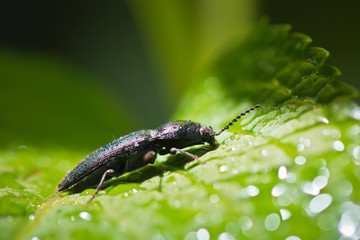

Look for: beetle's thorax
[153,120,215,148]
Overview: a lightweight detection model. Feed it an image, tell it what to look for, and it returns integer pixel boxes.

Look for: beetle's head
[200,125,216,147]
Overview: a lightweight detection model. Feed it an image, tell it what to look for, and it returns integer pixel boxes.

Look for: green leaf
[2,23,360,240]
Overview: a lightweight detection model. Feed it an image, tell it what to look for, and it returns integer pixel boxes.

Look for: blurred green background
[0,0,359,150]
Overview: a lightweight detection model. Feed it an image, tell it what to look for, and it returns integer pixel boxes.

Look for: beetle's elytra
[57,104,260,202]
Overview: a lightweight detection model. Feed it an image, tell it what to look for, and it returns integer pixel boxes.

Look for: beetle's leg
[143,151,157,164]
[88,169,115,203]
[169,147,204,163]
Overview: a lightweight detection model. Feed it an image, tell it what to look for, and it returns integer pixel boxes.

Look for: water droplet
[238,216,253,230]
[31,237,40,240]
[302,181,320,196]
[338,214,356,237]
[209,194,220,203]
[351,106,360,120]
[303,139,311,147]
[312,175,328,191]
[264,213,280,231]
[278,166,287,180]
[271,183,286,197]
[309,194,333,214]
[294,156,306,165]
[79,212,92,221]
[29,215,35,221]
[338,203,360,238]
[197,228,210,240]
[217,232,235,240]
[321,117,329,124]
[213,183,221,190]
[280,209,291,220]
[261,149,268,156]
[71,216,75,222]
[299,137,311,147]
[285,236,301,240]
[333,140,345,152]
[220,165,229,173]
[352,145,360,160]
[246,185,259,197]
[297,143,305,152]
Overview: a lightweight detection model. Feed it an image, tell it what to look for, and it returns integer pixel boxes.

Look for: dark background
[0,0,358,148]
[262,1,360,97]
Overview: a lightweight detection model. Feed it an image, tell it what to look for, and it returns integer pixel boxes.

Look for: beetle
[57,104,260,202]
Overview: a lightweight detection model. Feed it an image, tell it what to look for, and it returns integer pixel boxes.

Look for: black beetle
[57,104,260,202]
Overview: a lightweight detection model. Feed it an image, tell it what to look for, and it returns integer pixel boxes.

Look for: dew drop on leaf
[209,194,220,203]
[264,213,280,231]
[285,236,301,240]
[333,140,345,151]
[246,185,259,197]
[79,212,92,221]
[271,183,286,197]
[280,209,291,220]
[352,145,360,160]
[278,166,287,180]
[218,232,235,240]
[196,228,210,240]
[294,156,306,165]
[309,194,333,214]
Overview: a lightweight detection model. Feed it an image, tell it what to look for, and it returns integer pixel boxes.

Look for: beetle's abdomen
[57,130,154,193]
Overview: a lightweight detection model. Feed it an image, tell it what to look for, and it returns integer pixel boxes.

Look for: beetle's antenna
[216,104,261,136]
